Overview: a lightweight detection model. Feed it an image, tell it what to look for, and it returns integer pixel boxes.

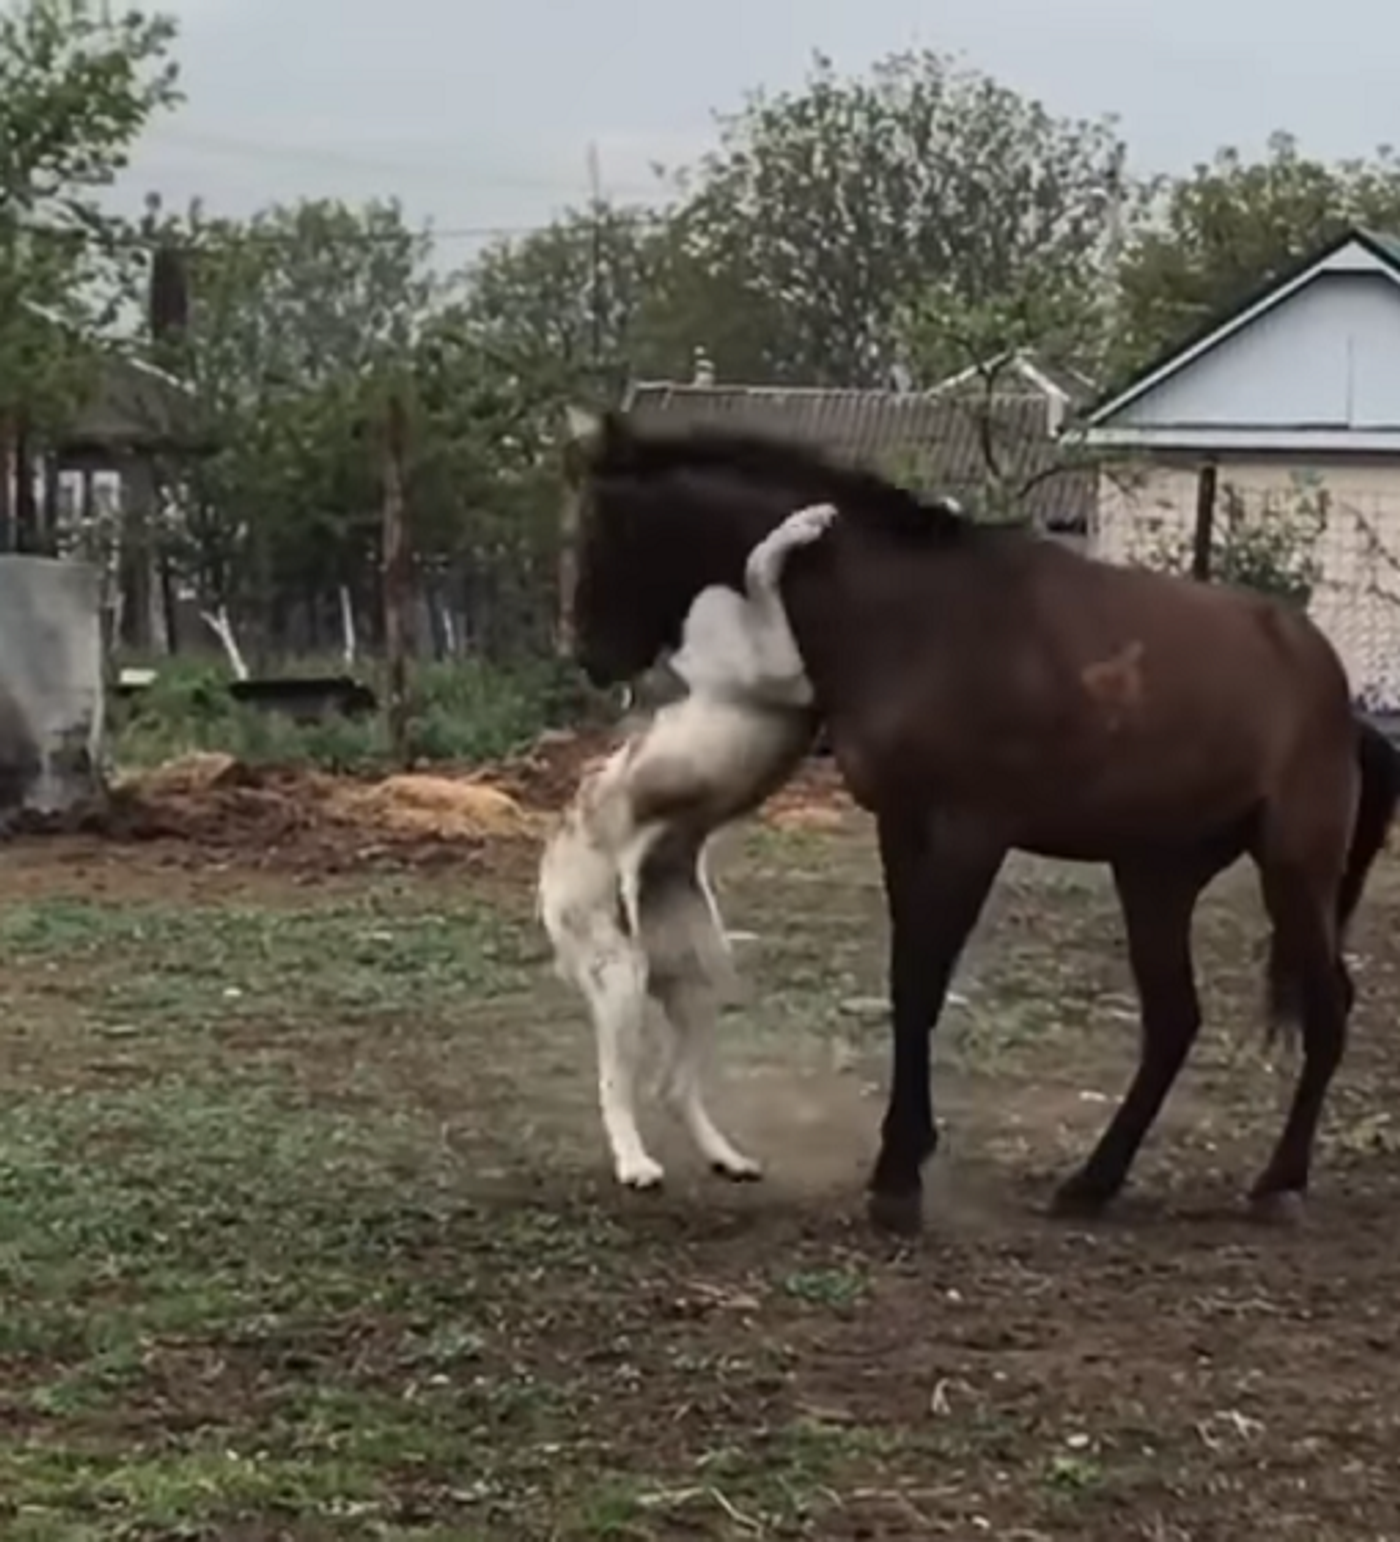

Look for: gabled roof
[1081,225,1400,430]
[931,350,1096,409]
[18,300,200,457]
[622,379,1096,531]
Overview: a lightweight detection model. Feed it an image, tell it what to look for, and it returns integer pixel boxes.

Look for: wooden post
[381,392,410,767]
[1190,462,1218,582]
[0,413,12,552]
[556,486,578,658]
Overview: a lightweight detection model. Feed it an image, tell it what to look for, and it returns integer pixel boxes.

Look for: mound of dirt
[760,759,856,827]
[65,724,856,874]
[467,727,857,826]
[100,753,540,874]
[469,726,623,810]
[325,774,534,839]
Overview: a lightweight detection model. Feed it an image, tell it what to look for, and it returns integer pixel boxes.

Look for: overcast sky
[120,0,1400,266]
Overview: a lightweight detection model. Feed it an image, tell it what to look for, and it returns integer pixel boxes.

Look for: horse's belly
[1004,754,1260,858]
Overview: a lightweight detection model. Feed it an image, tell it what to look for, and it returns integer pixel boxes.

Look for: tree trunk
[381,394,410,766]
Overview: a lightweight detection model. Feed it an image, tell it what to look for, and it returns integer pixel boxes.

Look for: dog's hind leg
[647,852,760,1181]
[652,973,761,1181]
[576,933,664,1190]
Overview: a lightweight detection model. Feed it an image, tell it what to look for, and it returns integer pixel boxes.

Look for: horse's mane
[592,415,968,546]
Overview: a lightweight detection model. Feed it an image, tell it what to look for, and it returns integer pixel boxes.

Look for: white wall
[1096,457,1400,707]
[0,556,106,813]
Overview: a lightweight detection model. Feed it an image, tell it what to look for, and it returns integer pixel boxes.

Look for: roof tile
[625,382,1095,531]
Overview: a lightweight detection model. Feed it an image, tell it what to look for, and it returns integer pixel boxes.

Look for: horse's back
[805,526,1356,847]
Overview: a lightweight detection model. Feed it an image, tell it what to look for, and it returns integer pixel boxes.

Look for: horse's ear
[564,404,603,446]
[561,404,605,484]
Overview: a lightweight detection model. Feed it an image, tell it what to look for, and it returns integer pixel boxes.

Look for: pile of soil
[463,726,624,810]
[102,750,539,851]
[325,774,534,840]
[41,728,856,872]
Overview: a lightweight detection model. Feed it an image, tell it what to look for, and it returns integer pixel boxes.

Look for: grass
[4,825,1400,1537]
[0,852,900,1539]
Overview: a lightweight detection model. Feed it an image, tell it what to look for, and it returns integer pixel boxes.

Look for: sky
[119,0,1400,269]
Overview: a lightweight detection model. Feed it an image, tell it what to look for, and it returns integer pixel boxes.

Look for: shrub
[109,653,605,773]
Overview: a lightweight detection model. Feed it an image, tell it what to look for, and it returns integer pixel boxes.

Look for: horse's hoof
[1048,1175,1114,1220]
[711,1157,763,1183]
[1248,1189,1306,1227]
[867,1188,923,1236]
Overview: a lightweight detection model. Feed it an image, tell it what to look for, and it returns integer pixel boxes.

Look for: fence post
[381,393,410,767]
[1190,462,1218,582]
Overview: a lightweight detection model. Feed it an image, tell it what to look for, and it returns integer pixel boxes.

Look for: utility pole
[555,143,604,658]
[586,141,604,374]
[1101,138,1128,361]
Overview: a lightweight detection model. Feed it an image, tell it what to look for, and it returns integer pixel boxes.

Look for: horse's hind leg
[652,975,762,1181]
[1052,851,1220,1217]
[1248,855,1350,1219]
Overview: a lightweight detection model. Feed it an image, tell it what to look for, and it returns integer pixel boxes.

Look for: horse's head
[561,406,758,686]
[560,403,970,687]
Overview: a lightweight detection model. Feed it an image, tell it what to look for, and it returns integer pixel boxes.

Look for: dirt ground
[4,734,1400,1539]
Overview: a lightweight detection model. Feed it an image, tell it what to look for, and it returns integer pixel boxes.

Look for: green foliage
[0,0,181,431]
[150,198,440,610]
[110,656,587,772]
[660,49,1124,385]
[459,203,673,411]
[1137,473,1328,607]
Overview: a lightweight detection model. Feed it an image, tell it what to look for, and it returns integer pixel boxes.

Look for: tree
[658,49,1125,386]
[0,0,181,540]
[0,0,180,396]
[1113,132,1400,372]
[154,198,439,648]
[459,204,675,416]
[896,285,1104,520]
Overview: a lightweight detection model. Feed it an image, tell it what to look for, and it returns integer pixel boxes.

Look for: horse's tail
[1266,715,1400,1034]
[1336,717,1400,933]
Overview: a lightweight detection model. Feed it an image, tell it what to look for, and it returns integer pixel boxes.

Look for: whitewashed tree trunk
[338,584,357,667]
[200,604,249,680]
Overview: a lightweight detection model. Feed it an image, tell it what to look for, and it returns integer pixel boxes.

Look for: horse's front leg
[868,813,1005,1235]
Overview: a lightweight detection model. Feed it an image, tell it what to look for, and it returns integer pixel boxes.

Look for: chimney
[692,346,715,387]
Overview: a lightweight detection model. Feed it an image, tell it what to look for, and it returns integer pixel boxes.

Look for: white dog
[537,500,838,1189]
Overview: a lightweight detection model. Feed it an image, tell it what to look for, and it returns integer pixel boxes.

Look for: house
[1079,226,1400,705]
[3,304,201,545]
[621,350,1098,536]
[0,302,208,651]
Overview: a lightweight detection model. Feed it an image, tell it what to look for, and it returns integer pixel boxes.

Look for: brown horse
[561,407,1400,1234]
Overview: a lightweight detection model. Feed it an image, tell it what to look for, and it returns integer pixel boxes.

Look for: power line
[139,126,675,201]
[20,214,642,251]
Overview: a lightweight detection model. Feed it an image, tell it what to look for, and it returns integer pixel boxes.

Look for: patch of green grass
[0,892,535,1034]
[780,1265,869,1311]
